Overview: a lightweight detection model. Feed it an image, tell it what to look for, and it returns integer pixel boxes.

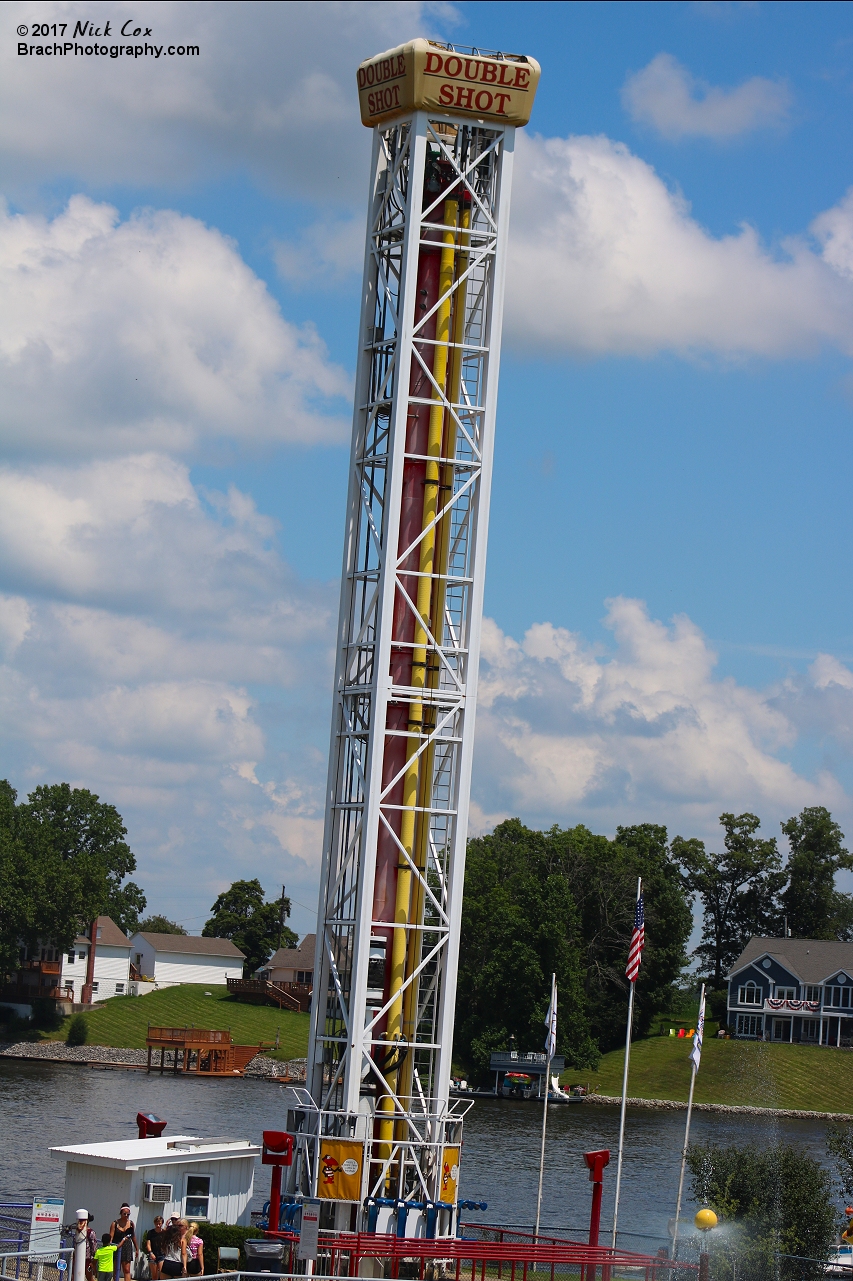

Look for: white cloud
[274,216,365,289]
[3,1,453,199]
[810,654,853,691]
[812,189,853,281]
[472,598,847,841]
[4,451,853,918]
[770,655,853,755]
[508,133,853,357]
[0,196,350,458]
[623,53,791,140]
[0,594,31,658]
[0,454,335,929]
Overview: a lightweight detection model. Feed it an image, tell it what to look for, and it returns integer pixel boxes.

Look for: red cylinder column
[584,1147,610,1278]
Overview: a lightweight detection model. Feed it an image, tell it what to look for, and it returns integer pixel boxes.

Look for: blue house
[727,936,853,1045]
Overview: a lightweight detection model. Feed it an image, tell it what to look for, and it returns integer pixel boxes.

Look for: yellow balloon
[694,1208,718,1232]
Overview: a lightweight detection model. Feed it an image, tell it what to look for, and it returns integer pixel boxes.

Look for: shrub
[687,1141,836,1280]
[66,1013,88,1046]
[31,997,63,1030]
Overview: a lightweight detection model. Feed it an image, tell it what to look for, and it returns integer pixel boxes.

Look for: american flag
[625,894,645,983]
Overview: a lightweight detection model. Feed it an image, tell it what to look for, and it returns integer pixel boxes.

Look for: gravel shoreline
[0,1042,308,1081]
[584,1092,853,1121]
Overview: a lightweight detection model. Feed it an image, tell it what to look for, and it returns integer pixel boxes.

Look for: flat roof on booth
[50,1135,260,1170]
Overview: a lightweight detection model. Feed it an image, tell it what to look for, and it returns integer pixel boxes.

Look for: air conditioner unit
[144,1184,172,1203]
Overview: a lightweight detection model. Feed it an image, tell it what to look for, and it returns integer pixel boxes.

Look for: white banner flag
[544,974,557,1060]
[690,987,706,1072]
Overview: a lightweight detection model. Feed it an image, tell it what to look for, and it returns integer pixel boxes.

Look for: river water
[0,1059,839,1254]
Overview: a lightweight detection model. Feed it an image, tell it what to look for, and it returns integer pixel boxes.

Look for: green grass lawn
[566,1034,853,1112]
[42,984,309,1061]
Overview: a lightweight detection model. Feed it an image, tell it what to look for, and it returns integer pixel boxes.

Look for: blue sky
[3,0,853,936]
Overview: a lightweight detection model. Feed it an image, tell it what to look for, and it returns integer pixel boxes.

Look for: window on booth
[185,1175,210,1219]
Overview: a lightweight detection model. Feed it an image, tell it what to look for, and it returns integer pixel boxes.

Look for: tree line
[454,805,852,1073]
[4,774,851,1068]
[0,778,296,979]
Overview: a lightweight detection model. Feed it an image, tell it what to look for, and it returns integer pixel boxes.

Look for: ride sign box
[297,1201,320,1261]
[29,1198,64,1261]
[357,39,541,129]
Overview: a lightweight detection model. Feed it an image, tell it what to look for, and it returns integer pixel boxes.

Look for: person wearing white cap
[75,1210,97,1281]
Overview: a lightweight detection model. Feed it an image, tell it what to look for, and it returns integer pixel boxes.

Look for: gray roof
[266,934,316,970]
[728,936,853,983]
[74,916,131,948]
[130,932,245,959]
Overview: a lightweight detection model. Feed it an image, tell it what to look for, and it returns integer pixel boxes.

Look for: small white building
[129,933,245,987]
[60,916,132,1004]
[51,1135,260,1237]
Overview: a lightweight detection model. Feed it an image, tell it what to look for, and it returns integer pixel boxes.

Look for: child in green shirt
[94,1236,118,1277]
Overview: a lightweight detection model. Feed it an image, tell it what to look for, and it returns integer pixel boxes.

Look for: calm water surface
[0,1060,838,1251]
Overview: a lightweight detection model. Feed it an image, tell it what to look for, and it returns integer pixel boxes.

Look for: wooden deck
[145,1025,272,1076]
[226,977,311,1013]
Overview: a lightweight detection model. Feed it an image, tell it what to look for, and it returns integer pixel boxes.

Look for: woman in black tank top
[109,1206,137,1281]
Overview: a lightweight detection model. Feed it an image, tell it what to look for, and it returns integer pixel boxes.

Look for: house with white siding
[61,916,133,1003]
[51,1135,259,1236]
[129,933,245,987]
[0,915,131,1013]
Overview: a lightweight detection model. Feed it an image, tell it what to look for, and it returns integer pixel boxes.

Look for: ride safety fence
[259,1228,700,1280]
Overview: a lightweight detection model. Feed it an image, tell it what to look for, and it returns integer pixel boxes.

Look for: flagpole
[673,983,706,1260]
[611,876,642,1250]
[534,972,556,1250]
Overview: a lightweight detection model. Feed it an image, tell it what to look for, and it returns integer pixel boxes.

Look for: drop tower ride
[287,39,540,1238]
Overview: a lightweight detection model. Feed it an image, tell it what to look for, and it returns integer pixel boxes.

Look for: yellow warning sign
[317,1138,364,1200]
[439,1145,460,1204]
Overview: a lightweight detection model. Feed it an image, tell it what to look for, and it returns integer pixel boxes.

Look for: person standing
[109,1205,137,1281]
[74,1210,98,1281]
[184,1224,203,1277]
[145,1216,166,1281]
[158,1223,186,1279]
[94,1236,118,1281]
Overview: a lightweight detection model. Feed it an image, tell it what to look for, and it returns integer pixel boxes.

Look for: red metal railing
[264,1230,696,1281]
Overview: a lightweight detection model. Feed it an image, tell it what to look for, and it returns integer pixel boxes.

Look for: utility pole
[277,885,287,952]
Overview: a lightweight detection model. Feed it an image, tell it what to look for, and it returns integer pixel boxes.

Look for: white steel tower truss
[305,108,515,1210]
